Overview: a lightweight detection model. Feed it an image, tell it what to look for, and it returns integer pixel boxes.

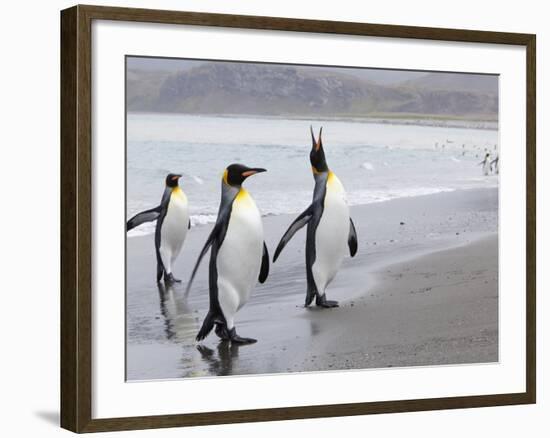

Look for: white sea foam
[190,214,217,227]
[126,114,499,238]
[127,187,457,238]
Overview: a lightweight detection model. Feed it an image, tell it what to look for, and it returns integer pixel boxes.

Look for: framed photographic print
[60,4,536,433]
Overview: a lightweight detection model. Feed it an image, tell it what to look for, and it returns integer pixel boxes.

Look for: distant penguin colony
[433,140,499,176]
[431,136,499,175]
[127,173,190,284]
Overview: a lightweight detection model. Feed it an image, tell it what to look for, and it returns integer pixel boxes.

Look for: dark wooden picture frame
[60,4,536,433]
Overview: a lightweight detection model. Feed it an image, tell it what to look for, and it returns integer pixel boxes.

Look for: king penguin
[490,155,499,174]
[186,164,269,344]
[127,173,190,284]
[273,127,358,308]
[479,153,491,176]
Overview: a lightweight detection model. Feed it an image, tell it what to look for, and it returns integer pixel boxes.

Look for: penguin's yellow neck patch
[236,187,249,201]
[223,169,229,185]
[235,188,255,209]
[326,171,344,192]
[172,186,187,201]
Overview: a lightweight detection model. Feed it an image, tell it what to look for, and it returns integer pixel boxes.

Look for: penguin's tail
[196,311,215,342]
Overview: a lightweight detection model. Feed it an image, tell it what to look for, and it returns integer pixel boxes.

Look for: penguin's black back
[206,190,237,323]
[154,187,172,277]
[304,174,328,302]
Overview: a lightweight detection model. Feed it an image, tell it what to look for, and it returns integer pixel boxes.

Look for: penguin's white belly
[160,192,189,259]
[313,174,349,292]
[216,191,263,325]
[482,160,491,175]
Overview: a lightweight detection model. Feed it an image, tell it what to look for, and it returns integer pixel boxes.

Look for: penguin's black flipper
[185,231,216,297]
[273,205,314,262]
[126,206,161,231]
[259,242,269,283]
[185,205,231,297]
[348,218,358,257]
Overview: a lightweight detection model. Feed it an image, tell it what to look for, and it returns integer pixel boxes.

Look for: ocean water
[127,113,498,236]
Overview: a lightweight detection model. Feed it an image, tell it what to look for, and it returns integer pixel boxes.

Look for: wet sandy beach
[126,187,498,380]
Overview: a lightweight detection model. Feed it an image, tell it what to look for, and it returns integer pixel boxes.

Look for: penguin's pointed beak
[309,126,328,173]
[310,125,323,152]
[241,168,267,178]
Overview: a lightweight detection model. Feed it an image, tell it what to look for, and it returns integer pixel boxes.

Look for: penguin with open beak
[273,127,358,308]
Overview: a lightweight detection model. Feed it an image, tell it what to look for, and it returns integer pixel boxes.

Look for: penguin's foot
[164,273,182,284]
[215,323,231,341]
[228,327,257,345]
[231,335,257,345]
[304,290,316,307]
[315,294,339,308]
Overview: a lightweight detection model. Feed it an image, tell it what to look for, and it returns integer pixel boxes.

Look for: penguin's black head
[223,164,267,187]
[309,126,328,174]
[165,173,182,188]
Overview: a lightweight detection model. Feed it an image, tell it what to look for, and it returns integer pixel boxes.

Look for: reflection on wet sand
[157,282,200,343]
[307,315,323,337]
[196,342,248,376]
[157,282,251,377]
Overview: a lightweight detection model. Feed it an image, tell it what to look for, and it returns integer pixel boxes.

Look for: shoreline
[128,186,497,238]
[127,111,498,131]
[126,186,498,380]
